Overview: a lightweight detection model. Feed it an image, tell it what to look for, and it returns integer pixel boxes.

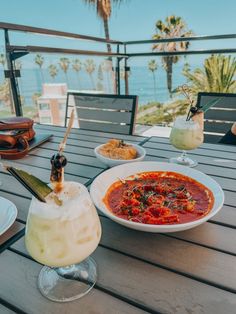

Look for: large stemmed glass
[25,182,102,302]
[169,117,203,167]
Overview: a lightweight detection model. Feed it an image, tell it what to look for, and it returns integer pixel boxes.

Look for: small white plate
[94,143,146,167]
[90,161,224,233]
[0,197,17,235]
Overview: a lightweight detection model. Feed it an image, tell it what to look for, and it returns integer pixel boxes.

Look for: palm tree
[101,59,112,92]
[84,59,96,89]
[72,59,82,89]
[148,60,158,101]
[83,1,125,93]
[0,54,6,69]
[152,15,193,98]
[0,79,11,112]
[97,63,104,91]
[83,0,124,53]
[48,64,58,81]
[35,54,44,82]
[183,54,236,94]
[59,57,70,84]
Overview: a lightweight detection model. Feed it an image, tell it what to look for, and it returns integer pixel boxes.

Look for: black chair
[65,92,138,135]
[196,92,236,143]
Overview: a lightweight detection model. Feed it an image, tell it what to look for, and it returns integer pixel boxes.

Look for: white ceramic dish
[0,197,17,235]
[90,161,224,233]
[94,143,146,167]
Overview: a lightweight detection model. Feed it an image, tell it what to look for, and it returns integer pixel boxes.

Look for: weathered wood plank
[212,205,236,227]
[38,141,96,157]
[10,155,102,179]
[143,146,236,169]
[28,146,106,169]
[1,162,89,184]
[144,140,236,161]
[0,250,144,314]
[10,239,236,314]
[168,222,236,254]
[0,304,16,314]
[35,124,145,142]
[97,218,236,291]
[0,171,88,201]
[149,136,236,153]
[144,152,236,180]
[0,221,24,248]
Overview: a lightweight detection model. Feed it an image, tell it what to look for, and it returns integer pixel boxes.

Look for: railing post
[124,44,129,95]
[4,29,23,116]
[116,45,121,95]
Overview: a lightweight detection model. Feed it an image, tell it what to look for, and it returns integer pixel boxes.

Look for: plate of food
[94,139,146,167]
[90,161,224,233]
[0,197,17,235]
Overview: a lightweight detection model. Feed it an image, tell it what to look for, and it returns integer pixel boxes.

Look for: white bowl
[90,161,224,233]
[94,143,146,167]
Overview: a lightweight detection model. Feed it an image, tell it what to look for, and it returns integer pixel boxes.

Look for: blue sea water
[0,63,190,107]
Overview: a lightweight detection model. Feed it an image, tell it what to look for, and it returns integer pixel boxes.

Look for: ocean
[0,63,190,107]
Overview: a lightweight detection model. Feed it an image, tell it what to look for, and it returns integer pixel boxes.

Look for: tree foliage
[183,54,236,95]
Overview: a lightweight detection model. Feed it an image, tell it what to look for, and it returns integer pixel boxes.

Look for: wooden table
[0,124,236,314]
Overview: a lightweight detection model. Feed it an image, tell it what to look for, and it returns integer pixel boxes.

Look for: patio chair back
[196,92,236,143]
[65,92,138,135]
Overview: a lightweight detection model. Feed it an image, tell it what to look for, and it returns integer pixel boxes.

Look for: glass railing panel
[15,53,117,125]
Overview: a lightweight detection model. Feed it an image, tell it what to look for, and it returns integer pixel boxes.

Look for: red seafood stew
[103,171,214,225]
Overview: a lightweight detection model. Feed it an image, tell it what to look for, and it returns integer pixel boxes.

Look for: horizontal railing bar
[7,45,128,58]
[128,48,236,57]
[124,34,236,45]
[0,21,122,45]
[7,45,236,58]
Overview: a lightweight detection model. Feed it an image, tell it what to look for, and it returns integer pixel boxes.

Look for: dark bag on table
[0,117,35,159]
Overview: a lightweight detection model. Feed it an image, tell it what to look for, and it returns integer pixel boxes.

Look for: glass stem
[180,150,187,162]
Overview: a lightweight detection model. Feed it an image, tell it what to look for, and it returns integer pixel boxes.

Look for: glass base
[169,156,198,167]
[38,257,97,302]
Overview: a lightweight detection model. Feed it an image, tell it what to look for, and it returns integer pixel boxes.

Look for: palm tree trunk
[153,72,157,101]
[40,67,44,83]
[166,57,173,98]
[103,18,112,54]
[76,72,81,90]
[89,74,96,90]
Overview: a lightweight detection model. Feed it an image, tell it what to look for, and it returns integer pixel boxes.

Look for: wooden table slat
[35,124,146,142]
[0,221,24,248]
[145,154,236,180]
[143,145,236,169]
[149,136,236,153]
[1,250,145,314]
[0,304,17,314]
[144,140,236,161]
[9,239,236,314]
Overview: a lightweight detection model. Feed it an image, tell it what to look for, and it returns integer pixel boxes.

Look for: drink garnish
[5,166,53,203]
[50,110,74,193]
[178,84,221,121]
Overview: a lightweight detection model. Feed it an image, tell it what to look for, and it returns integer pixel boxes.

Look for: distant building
[37,84,105,126]
[37,83,67,125]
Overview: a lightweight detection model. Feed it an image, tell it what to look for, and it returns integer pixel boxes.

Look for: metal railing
[1,21,236,116]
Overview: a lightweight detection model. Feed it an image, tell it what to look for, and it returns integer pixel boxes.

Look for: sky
[0,0,235,65]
